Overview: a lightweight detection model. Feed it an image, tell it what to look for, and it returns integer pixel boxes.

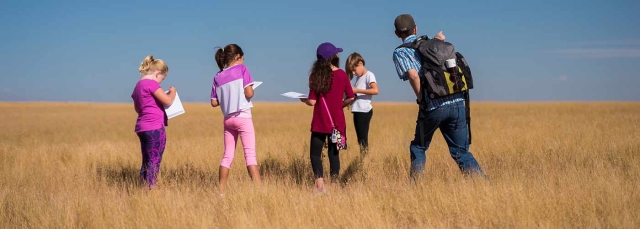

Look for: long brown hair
[214,44,244,71]
[309,54,339,94]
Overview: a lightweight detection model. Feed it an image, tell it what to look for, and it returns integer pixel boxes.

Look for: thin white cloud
[558,75,568,81]
[573,40,640,46]
[555,48,640,58]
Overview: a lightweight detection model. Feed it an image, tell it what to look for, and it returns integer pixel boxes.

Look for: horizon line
[1,100,639,105]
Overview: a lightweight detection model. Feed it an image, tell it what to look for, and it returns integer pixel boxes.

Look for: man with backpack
[392,14,486,181]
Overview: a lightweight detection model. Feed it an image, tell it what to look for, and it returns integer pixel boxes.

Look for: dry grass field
[1,102,639,228]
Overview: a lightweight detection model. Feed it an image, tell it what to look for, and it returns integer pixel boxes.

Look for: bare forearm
[408,75,421,101]
[342,98,354,108]
[300,99,316,106]
[244,87,254,99]
[305,100,314,106]
[154,88,176,106]
[355,88,378,95]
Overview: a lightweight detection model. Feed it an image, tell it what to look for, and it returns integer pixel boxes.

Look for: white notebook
[252,81,263,89]
[164,90,185,119]
[281,91,308,99]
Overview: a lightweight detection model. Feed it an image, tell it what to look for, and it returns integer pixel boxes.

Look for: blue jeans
[410,100,485,178]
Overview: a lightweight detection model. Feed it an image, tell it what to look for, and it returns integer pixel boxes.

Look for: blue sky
[0,0,638,102]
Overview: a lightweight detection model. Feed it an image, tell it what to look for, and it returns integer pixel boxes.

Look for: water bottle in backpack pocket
[396,36,474,99]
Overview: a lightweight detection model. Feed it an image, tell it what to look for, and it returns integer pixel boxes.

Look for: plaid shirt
[393,35,465,111]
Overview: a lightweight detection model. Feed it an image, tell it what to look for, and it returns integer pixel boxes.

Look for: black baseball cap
[394,14,416,32]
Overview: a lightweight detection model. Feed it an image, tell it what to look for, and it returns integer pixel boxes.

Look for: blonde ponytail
[138,55,169,75]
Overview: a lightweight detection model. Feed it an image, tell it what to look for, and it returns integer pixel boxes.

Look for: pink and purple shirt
[131,79,168,132]
[211,64,255,118]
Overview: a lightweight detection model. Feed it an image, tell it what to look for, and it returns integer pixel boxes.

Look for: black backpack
[396,35,475,143]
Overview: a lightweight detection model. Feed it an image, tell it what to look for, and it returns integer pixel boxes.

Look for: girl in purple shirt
[131,55,176,189]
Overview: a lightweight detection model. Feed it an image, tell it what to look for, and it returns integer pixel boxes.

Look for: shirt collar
[403,35,417,44]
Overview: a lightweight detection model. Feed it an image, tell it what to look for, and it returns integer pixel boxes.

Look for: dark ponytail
[214,44,244,71]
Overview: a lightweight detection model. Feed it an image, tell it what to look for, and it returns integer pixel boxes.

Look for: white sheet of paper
[164,90,185,119]
[281,91,308,99]
[252,81,263,89]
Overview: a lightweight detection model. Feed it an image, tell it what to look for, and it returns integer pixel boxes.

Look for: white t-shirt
[351,71,376,113]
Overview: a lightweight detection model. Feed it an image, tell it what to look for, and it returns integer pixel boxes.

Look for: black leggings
[310,132,340,181]
[353,109,373,150]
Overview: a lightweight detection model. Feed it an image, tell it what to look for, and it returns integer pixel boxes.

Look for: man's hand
[434,31,445,41]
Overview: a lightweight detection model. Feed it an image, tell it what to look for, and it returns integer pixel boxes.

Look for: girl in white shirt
[346,52,379,155]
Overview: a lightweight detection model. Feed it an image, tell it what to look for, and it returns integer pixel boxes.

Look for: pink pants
[220,117,257,168]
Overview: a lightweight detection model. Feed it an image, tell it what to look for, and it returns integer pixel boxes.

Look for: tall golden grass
[1,102,639,228]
